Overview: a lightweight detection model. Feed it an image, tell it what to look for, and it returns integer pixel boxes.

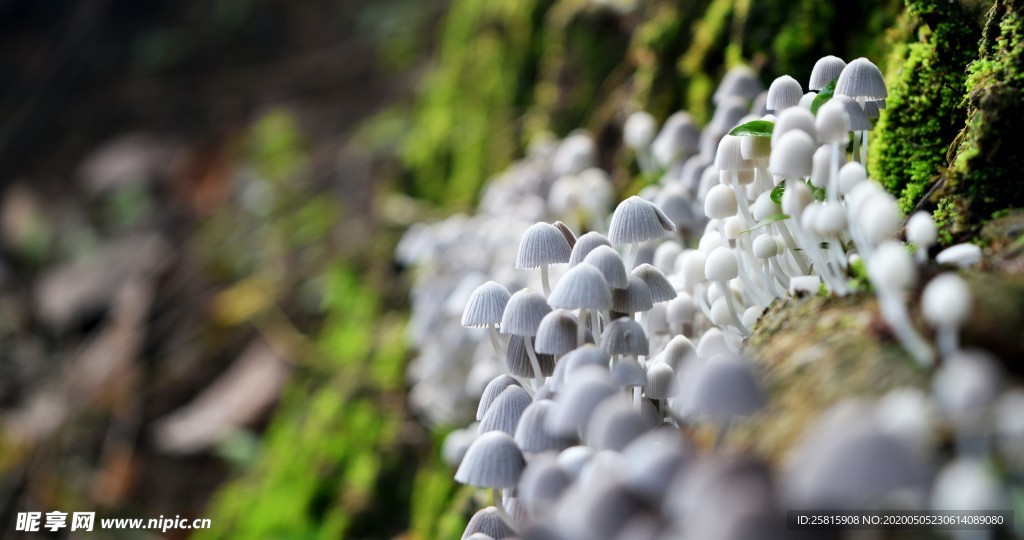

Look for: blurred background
[0,0,961,538]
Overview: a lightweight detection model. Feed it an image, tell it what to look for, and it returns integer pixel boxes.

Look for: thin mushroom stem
[632,385,641,412]
[488,323,503,358]
[523,336,544,389]
[936,324,960,359]
[627,242,640,271]
[827,142,841,203]
[769,256,791,288]
[761,260,784,299]
[540,264,551,297]
[776,221,811,274]
[878,292,935,367]
[492,487,515,530]
[715,281,750,336]
[577,308,587,347]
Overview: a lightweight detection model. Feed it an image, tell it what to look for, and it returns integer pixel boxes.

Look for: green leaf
[741,213,791,233]
[729,120,774,137]
[810,78,837,115]
[810,184,826,202]
[770,180,786,205]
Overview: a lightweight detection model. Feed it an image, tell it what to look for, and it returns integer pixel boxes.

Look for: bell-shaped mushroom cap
[645,302,669,336]
[835,57,887,99]
[479,385,533,435]
[582,245,628,289]
[704,247,739,282]
[455,431,527,488]
[714,135,751,172]
[557,445,596,480]
[553,221,577,248]
[519,455,572,510]
[769,129,816,179]
[752,233,779,260]
[554,474,644,540]
[740,133,772,161]
[684,354,766,420]
[809,55,847,90]
[552,132,596,177]
[785,402,927,509]
[694,327,729,358]
[936,243,983,267]
[932,350,1003,419]
[611,276,654,314]
[623,111,658,150]
[602,317,649,356]
[646,361,678,399]
[771,106,817,145]
[838,161,867,195]
[515,400,575,453]
[507,335,556,378]
[548,264,612,311]
[713,65,763,104]
[517,222,572,269]
[631,264,677,303]
[462,281,512,328]
[653,240,684,275]
[863,100,881,119]
[501,289,552,336]
[611,357,647,388]
[551,344,610,390]
[704,184,738,220]
[659,335,695,371]
[833,95,874,131]
[766,75,803,112]
[569,231,614,267]
[906,211,937,248]
[548,366,616,436]
[921,273,972,328]
[652,112,701,168]
[535,309,586,356]
[814,99,850,144]
[709,97,750,134]
[931,458,1006,512]
[868,241,917,292]
[622,431,690,504]
[478,375,524,421]
[462,506,517,540]
[608,196,675,246]
[586,395,648,451]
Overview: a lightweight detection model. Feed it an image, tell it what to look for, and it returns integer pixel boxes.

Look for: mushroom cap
[548,264,612,310]
[684,354,765,419]
[585,395,649,451]
[624,111,658,150]
[714,135,750,172]
[479,385,533,435]
[834,95,874,131]
[771,107,817,146]
[455,431,527,488]
[704,184,738,220]
[608,196,675,246]
[695,328,729,358]
[659,335,695,371]
[535,309,587,356]
[751,191,782,222]
[612,276,654,314]
[506,335,556,378]
[548,367,617,436]
[519,455,571,510]
[611,357,647,388]
[780,175,814,216]
[752,233,779,259]
[553,221,577,249]
[713,65,763,104]
[664,295,695,328]
[631,263,677,303]
[652,111,701,168]
[655,189,697,235]
[766,75,803,112]
[770,130,816,179]
[816,202,847,235]
[462,507,517,540]
[517,222,572,269]
[602,317,650,356]
[837,162,867,195]
[835,57,887,99]
[740,133,773,161]
[858,193,901,245]
[936,243,983,268]
[868,242,917,292]
[704,247,739,282]
[583,245,628,289]
[652,241,684,274]
[462,281,512,328]
[815,99,850,144]
[514,401,575,453]
[556,344,611,383]
[501,289,552,336]
[906,211,938,248]
[931,459,1005,512]
[933,350,1003,418]
[478,375,524,421]
[680,249,708,286]
[552,132,597,177]
[809,55,846,91]
[709,97,751,134]
[569,231,614,266]
[646,361,678,399]
[863,99,881,119]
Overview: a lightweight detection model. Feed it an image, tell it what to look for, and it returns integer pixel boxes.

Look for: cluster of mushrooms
[398,57,1022,540]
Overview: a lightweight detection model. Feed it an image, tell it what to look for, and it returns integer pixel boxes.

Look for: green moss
[869,0,984,214]
[936,0,1024,240]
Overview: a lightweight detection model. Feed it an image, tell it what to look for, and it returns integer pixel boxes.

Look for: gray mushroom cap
[809,55,846,90]
[462,281,512,328]
[608,196,676,246]
[548,264,612,311]
[646,361,678,399]
[507,334,556,377]
[835,57,887,99]
[501,289,552,336]
[612,276,654,314]
[535,309,590,356]
[583,245,628,289]
[549,344,610,391]
[658,335,695,371]
[455,431,526,488]
[462,506,517,540]
[601,317,649,356]
[519,455,572,512]
[479,385,533,435]
[713,65,764,104]
[478,375,524,421]
[683,353,765,420]
[569,232,614,266]
[548,366,617,436]
[766,75,803,112]
[585,395,649,451]
[552,220,577,249]
[515,400,576,453]
[834,95,874,131]
[611,357,647,388]
[517,222,572,269]
[631,264,677,303]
